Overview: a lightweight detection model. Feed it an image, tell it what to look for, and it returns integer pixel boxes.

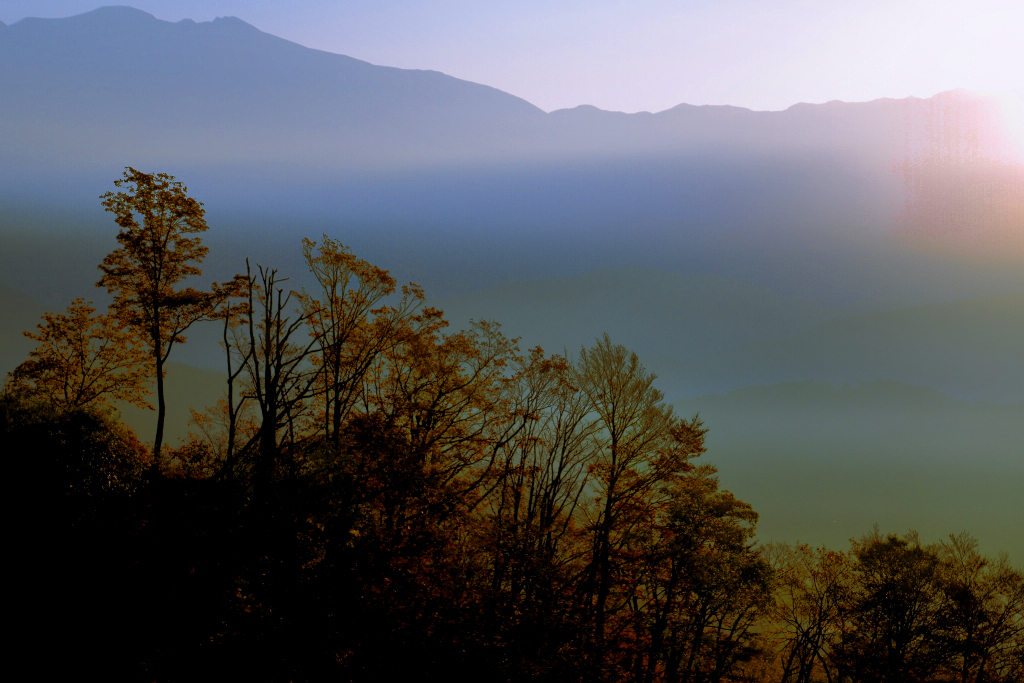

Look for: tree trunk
[153,340,165,465]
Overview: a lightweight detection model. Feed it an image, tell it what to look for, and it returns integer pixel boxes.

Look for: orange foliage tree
[301,235,400,447]
[7,298,151,412]
[97,167,226,460]
[573,334,707,676]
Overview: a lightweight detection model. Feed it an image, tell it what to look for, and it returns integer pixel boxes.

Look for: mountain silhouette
[4,7,1019,171]
[2,6,1021,306]
[1,6,545,169]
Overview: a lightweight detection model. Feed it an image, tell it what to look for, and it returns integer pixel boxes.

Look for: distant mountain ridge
[3,6,1018,170]
[1,6,545,169]
[2,6,1021,310]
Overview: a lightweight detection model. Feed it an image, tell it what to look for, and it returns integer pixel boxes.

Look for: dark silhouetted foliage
[6,174,1020,682]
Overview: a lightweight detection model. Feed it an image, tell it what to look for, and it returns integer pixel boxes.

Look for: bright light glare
[991,93,1024,164]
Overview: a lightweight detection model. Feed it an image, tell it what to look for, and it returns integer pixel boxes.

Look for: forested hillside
[4,169,1021,682]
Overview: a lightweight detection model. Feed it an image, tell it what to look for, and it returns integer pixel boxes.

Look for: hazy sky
[3,1,1022,113]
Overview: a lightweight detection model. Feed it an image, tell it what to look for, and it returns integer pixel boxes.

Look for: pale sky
[3,1,1022,113]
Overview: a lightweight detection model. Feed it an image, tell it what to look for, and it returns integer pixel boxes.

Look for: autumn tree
[765,543,852,683]
[835,530,947,683]
[483,348,596,666]
[221,251,411,485]
[574,333,707,679]
[334,316,528,674]
[759,532,1024,683]
[97,167,222,460]
[7,298,151,412]
[219,265,528,677]
[936,533,1024,683]
[637,471,771,683]
[301,235,399,447]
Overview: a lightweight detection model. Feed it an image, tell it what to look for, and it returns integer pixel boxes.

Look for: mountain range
[2,6,1021,306]
[3,7,1010,166]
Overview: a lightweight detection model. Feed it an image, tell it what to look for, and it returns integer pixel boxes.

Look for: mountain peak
[7,6,263,35]
[6,6,157,31]
[66,5,156,22]
[209,15,263,33]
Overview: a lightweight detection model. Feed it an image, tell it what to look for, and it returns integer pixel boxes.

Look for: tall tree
[936,533,1024,683]
[485,348,596,646]
[235,261,320,489]
[765,543,851,683]
[97,167,216,460]
[301,235,398,447]
[574,333,703,679]
[836,531,946,683]
[639,471,770,683]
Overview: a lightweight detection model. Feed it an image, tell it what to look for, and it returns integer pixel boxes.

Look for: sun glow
[990,92,1024,164]
[894,90,1024,259]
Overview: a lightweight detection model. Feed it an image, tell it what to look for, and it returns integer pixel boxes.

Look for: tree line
[3,168,1022,682]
